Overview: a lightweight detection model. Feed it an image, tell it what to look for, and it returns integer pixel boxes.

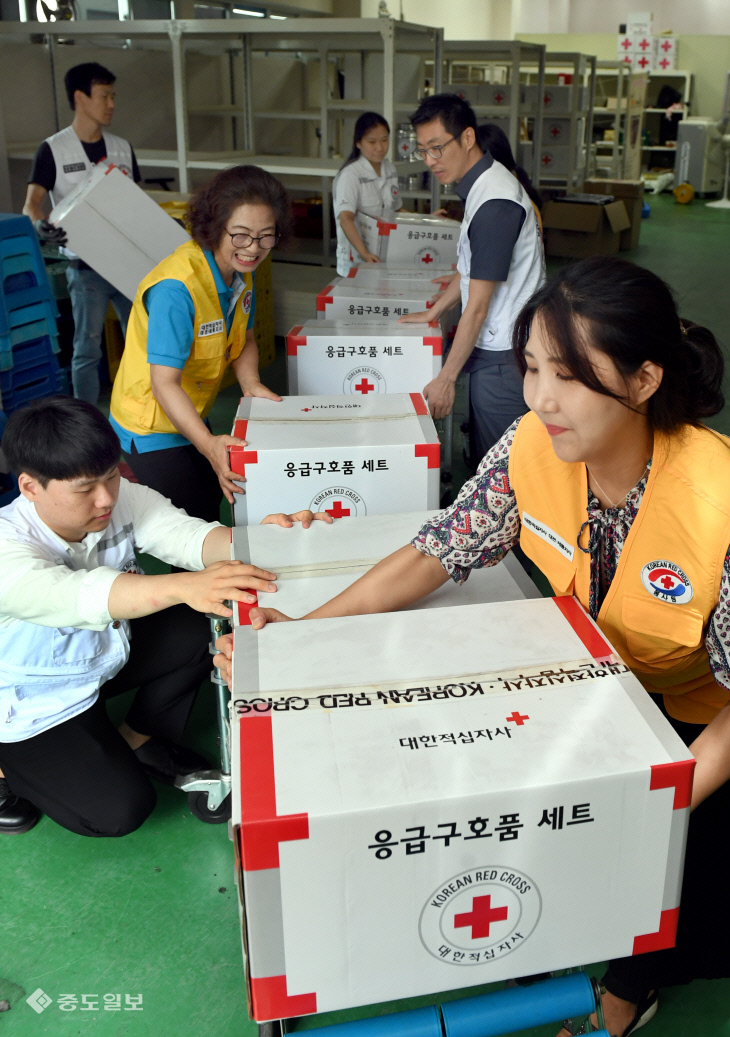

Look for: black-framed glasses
[226,231,279,249]
[412,134,461,161]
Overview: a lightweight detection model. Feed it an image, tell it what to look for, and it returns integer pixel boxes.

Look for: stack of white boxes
[617,12,679,72]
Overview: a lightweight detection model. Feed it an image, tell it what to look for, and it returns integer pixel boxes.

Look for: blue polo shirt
[110,250,256,454]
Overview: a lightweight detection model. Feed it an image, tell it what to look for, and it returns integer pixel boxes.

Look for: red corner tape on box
[316,286,334,311]
[632,907,680,956]
[238,593,258,626]
[377,220,398,236]
[423,336,443,355]
[415,443,440,468]
[649,759,695,810]
[238,714,309,871]
[552,596,613,660]
[410,392,428,416]
[250,976,317,1020]
[234,419,248,440]
[287,326,306,355]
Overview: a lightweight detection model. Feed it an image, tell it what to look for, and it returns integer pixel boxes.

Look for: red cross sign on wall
[454,895,508,939]
[325,500,351,518]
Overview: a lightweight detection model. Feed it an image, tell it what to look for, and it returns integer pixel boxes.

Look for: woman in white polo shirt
[332,112,402,276]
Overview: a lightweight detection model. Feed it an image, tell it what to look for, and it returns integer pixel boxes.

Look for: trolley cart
[257,970,610,1037]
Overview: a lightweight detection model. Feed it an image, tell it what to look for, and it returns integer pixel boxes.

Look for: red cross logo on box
[550,125,561,138]
[637,56,650,68]
[355,378,375,394]
[661,39,672,52]
[541,153,553,166]
[621,37,632,50]
[638,37,651,50]
[454,895,508,939]
[494,92,504,104]
[325,499,351,518]
[506,711,530,726]
[659,57,670,69]
[420,252,434,264]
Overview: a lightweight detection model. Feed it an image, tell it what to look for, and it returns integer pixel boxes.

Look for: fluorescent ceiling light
[233,7,265,14]
[270,12,287,17]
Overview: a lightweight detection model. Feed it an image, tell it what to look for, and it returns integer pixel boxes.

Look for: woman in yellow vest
[110,165,288,523]
[235,256,730,1037]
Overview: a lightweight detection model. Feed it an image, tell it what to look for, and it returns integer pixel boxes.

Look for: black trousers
[0,605,210,838]
[124,440,222,524]
[603,695,730,1000]
[467,348,527,467]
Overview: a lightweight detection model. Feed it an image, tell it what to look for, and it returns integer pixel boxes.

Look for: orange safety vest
[110,240,252,436]
[509,411,730,724]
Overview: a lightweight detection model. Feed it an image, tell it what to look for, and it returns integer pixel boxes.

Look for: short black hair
[3,397,122,487]
[64,62,116,110]
[410,93,478,139]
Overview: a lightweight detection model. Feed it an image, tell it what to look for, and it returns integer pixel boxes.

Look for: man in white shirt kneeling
[0,397,321,837]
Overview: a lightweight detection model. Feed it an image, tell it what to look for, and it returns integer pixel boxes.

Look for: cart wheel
[258,1021,282,1037]
[187,791,231,824]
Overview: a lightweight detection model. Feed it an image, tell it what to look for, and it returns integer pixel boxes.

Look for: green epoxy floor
[3,192,730,1036]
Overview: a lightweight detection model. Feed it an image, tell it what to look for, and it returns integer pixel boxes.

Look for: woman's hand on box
[248,606,293,630]
[243,381,283,402]
[261,510,335,529]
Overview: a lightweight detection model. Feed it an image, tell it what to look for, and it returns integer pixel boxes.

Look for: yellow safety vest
[110,240,252,436]
[509,411,730,724]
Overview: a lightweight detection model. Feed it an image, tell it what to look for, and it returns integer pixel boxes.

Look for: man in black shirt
[23,62,141,405]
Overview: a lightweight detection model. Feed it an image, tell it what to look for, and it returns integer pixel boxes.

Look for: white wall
[362,0,730,38]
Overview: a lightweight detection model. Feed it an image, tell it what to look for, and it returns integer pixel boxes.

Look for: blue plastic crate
[0,354,63,414]
[0,214,38,241]
[0,409,19,508]
[0,327,60,372]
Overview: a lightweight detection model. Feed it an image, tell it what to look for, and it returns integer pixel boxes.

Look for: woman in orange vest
[110,165,288,523]
[231,256,730,1037]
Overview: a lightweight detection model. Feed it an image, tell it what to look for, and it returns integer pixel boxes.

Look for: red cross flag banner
[287,319,443,396]
[229,595,693,1022]
[229,510,540,626]
[356,213,460,268]
[227,394,440,526]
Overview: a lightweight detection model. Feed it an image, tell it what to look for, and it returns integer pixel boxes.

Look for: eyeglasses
[412,134,461,161]
[226,231,279,249]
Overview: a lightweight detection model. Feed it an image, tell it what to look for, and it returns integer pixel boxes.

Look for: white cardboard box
[230,596,694,1021]
[316,281,438,321]
[228,394,440,525]
[286,319,442,396]
[338,265,455,288]
[230,510,539,622]
[357,213,460,268]
[652,36,678,71]
[49,160,189,301]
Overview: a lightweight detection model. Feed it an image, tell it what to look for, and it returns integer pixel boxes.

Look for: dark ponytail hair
[476,123,542,212]
[512,256,725,433]
[339,112,390,170]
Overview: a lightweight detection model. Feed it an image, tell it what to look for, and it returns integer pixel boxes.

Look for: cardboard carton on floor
[227,393,440,525]
[286,319,442,396]
[315,281,440,322]
[49,161,188,301]
[230,510,539,622]
[230,595,693,1021]
[542,197,631,258]
[358,213,460,268]
[583,178,644,250]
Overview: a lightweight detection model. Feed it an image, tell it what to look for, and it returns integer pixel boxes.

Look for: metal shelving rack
[421,39,546,193]
[641,69,694,170]
[0,17,443,265]
[520,51,597,190]
[591,61,631,178]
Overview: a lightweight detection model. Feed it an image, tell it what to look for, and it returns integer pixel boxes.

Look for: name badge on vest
[242,289,253,315]
[522,512,575,562]
[199,319,224,337]
[63,162,87,174]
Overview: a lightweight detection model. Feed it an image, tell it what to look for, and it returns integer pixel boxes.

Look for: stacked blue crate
[0,214,63,415]
[0,409,19,507]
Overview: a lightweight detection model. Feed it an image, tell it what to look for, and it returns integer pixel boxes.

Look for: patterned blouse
[412,416,730,693]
